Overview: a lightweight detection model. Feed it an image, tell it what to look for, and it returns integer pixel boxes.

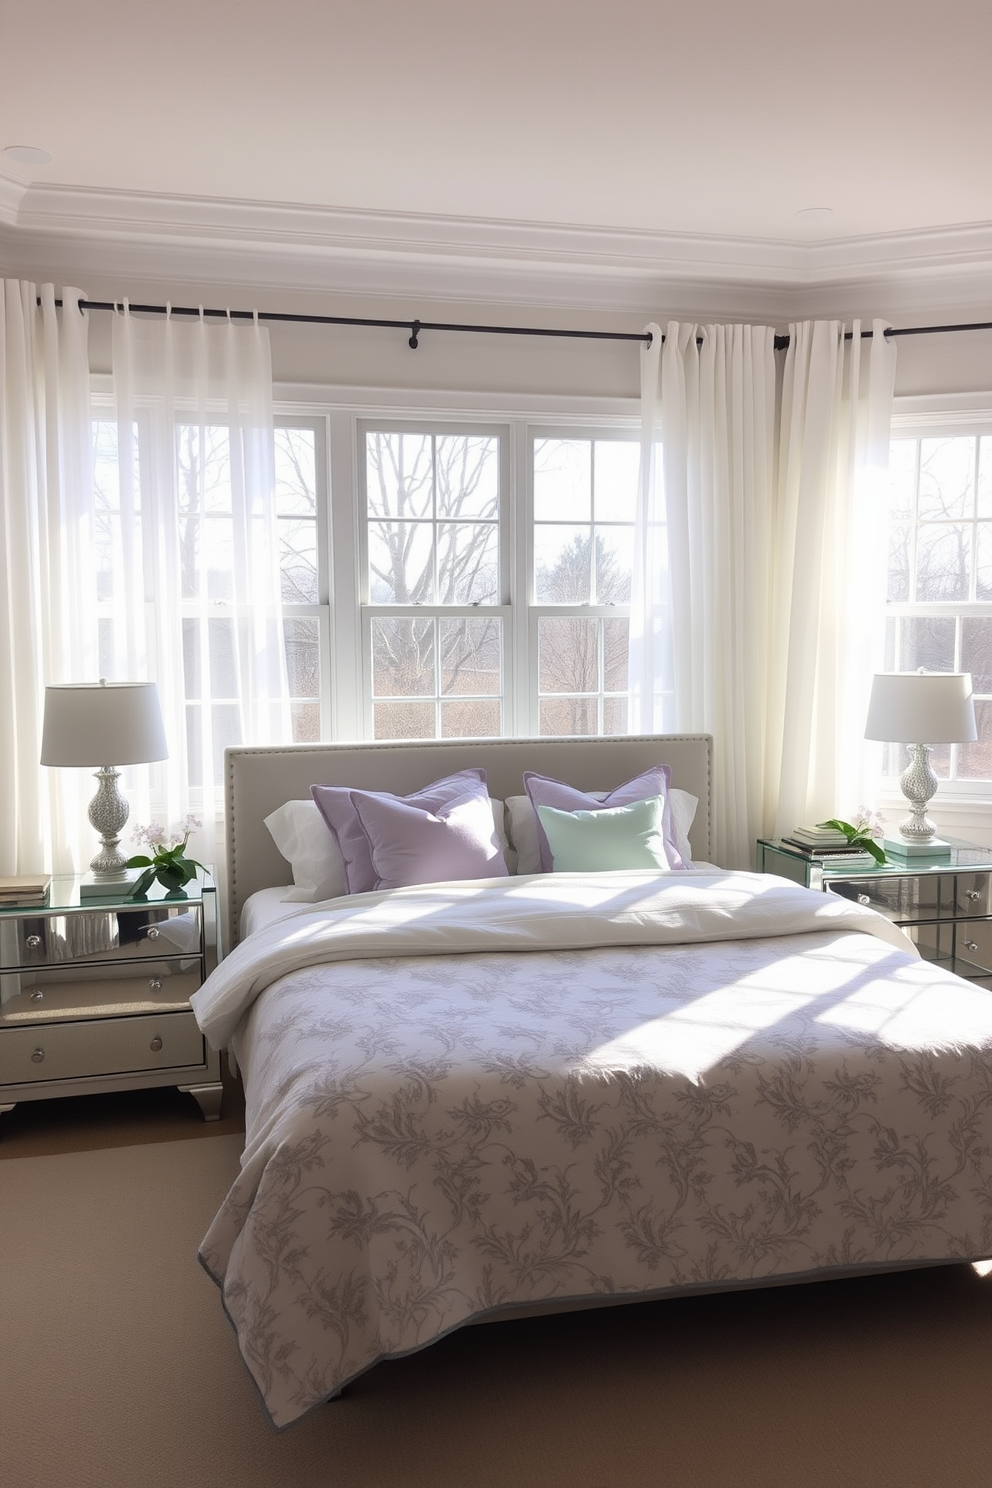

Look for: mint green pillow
[535,795,671,872]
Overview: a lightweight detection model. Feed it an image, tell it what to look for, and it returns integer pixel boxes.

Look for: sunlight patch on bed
[581,973,824,1080]
[581,939,992,1080]
[809,946,992,1047]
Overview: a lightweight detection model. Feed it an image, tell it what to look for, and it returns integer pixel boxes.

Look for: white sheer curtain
[106,305,292,848]
[0,282,95,874]
[769,320,896,837]
[631,319,896,869]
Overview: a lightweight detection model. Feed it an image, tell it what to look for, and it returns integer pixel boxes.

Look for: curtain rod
[55,298,652,351]
[51,298,992,353]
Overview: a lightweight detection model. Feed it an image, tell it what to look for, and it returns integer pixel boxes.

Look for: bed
[192,734,992,1430]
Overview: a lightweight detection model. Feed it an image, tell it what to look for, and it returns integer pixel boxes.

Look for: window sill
[875,789,992,848]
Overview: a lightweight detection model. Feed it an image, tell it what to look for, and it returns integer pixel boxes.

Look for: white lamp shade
[40,681,169,767]
[864,672,978,745]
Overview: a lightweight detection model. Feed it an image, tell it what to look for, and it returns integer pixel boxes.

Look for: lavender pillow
[522,765,686,872]
[349,786,509,891]
[311,768,495,894]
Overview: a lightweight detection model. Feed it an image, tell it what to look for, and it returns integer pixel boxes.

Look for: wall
[891,320,992,401]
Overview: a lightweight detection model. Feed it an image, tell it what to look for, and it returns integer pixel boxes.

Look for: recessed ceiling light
[794,207,833,223]
[2,145,53,166]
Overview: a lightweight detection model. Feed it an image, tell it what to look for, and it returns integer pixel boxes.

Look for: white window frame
[93,379,641,762]
[356,418,514,741]
[90,390,333,796]
[525,425,640,739]
[277,386,639,745]
[886,394,992,809]
[273,414,332,742]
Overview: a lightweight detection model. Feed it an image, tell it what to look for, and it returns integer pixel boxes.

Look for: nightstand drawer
[0,964,201,1024]
[953,874,992,916]
[828,873,992,923]
[0,903,203,970]
[0,1010,206,1085]
[905,920,992,984]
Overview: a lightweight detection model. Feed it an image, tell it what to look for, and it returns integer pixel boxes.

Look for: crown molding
[891,392,992,428]
[2,175,992,321]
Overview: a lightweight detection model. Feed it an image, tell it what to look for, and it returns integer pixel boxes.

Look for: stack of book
[0,874,52,908]
[780,827,878,870]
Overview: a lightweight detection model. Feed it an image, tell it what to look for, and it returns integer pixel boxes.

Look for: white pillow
[669,789,699,865]
[506,788,698,874]
[263,799,349,902]
[264,797,509,902]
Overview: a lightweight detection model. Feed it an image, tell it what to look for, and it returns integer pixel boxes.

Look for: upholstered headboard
[222,734,713,952]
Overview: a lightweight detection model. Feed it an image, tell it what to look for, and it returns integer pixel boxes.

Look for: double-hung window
[529,432,638,737]
[91,407,329,792]
[354,420,640,739]
[273,418,327,742]
[360,423,509,740]
[93,397,643,789]
[886,424,992,784]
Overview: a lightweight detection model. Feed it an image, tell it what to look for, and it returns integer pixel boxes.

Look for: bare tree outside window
[365,430,503,739]
[92,415,324,788]
[94,410,652,766]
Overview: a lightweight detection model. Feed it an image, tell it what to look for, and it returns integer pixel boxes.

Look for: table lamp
[864,670,977,857]
[41,680,169,893]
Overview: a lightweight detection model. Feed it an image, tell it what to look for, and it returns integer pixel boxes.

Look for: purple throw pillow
[349,787,508,891]
[311,768,494,894]
[522,765,686,872]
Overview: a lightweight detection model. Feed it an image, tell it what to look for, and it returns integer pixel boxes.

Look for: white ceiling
[2,0,992,313]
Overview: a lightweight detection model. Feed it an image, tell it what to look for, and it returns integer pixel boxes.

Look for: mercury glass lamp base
[85,765,133,888]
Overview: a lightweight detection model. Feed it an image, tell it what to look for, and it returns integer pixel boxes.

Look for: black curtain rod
[51,298,992,353]
[775,322,992,351]
[57,298,651,351]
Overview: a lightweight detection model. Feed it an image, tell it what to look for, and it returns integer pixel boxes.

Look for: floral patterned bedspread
[194,872,992,1428]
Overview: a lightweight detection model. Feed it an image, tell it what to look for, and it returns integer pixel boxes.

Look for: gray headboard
[222,734,713,951]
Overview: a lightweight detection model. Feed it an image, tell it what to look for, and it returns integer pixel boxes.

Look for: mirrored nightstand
[0,871,222,1123]
[756,837,992,990]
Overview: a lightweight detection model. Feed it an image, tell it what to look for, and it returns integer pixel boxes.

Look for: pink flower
[852,806,885,840]
[130,816,202,853]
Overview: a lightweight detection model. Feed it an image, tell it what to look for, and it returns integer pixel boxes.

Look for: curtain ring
[166,300,172,320]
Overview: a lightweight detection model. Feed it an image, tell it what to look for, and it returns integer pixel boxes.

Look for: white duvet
[193,871,992,1428]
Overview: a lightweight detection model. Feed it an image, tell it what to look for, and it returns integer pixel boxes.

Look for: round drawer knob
[30,990,44,1003]
[149,1035,163,1052]
[25,934,41,949]
[858,893,871,906]
[30,1047,44,1063]
[966,941,980,954]
[148,978,162,991]
[146,927,161,939]
[968,890,982,902]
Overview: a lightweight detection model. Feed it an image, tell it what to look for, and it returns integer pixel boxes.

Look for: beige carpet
[2,1134,992,1488]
